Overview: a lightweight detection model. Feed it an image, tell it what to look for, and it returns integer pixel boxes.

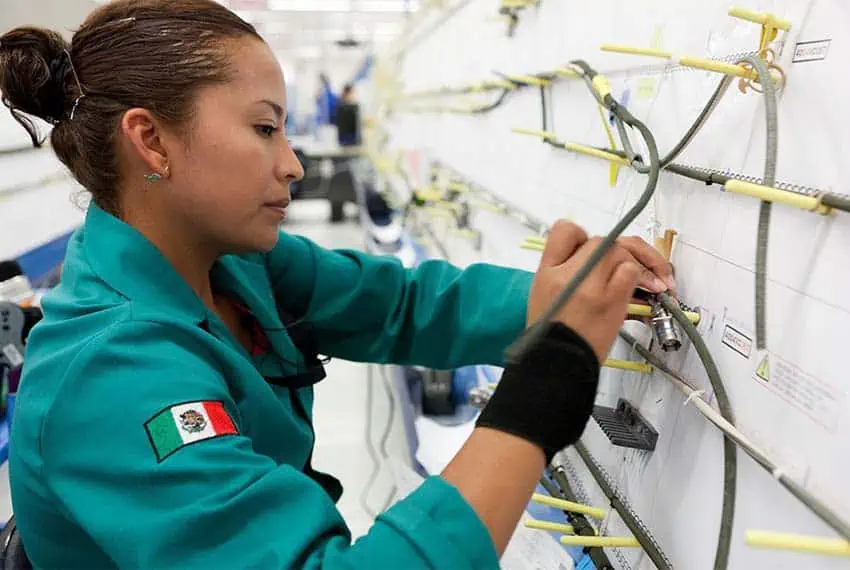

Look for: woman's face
[166,37,304,254]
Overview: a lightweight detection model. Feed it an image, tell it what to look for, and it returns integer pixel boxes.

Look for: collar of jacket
[83,203,211,324]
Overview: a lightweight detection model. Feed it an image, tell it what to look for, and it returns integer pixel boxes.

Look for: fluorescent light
[267,0,418,13]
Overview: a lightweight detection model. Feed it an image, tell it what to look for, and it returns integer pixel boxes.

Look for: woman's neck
[120,201,220,311]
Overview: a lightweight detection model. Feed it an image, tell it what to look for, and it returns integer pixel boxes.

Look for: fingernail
[653,277,667,292]
[665,275,677,291]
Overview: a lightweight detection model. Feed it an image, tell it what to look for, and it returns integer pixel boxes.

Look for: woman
[0,1,674,568]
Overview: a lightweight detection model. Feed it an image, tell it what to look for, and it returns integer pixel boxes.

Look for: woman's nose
[278,142,305,183]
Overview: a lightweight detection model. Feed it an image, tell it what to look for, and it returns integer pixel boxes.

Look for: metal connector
[650,299,682,352]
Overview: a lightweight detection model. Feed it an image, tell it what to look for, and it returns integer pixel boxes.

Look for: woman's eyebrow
[256,99,284,120]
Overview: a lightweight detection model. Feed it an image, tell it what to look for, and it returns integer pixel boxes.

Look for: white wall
[383,1,850,569]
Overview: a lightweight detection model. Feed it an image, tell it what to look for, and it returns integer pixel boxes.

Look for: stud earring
[144,172,163,183]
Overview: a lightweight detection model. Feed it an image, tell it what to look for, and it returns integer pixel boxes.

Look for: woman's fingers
[539,220,588,268]
[617,236,676,292]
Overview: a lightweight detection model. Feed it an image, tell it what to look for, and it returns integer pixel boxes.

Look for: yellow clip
[591,74,613,99]
[505,74,552,87]
[596,104,620,187]
[512,127,558,141]
[560,536,641,548]
[482,79,519,90]
[500,0,539,8]
[601,44,673,59]
[601,44,767,82]
[628,303,701,324]
[604,359,653,374]
[415,189,443,202]
[724,180,832,215]
[520,240,545,252]
[746,530,850,557]
[728,7,791,31]
[531,494,606,519]
[523,235,547,245]
[524,519,576,535]
[563,142,630,166]
[555,66,580,78]
[447,182,471,193]
[471,199,507,214]
[451,228,481,241]
[435,201,461,212]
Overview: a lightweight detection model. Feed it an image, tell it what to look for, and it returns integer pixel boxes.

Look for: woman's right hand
[527,220,646,362]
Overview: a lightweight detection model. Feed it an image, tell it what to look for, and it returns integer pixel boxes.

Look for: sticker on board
[792,39,831,63]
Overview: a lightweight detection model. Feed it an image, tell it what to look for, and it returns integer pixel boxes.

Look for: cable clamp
[684,390,706,407]
[812,192,833,216]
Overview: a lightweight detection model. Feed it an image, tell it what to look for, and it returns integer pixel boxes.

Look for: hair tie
[47,49,86,123]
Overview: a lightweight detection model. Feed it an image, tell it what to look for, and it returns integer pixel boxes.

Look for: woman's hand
[527,220,664,362]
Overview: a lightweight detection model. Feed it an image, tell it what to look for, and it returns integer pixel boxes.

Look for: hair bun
[0,27,73,140]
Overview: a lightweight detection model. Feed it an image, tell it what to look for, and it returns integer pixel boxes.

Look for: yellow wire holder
[746,530,850,557]
[520,239,545,252]
[512,128,631,166]
[560,536,641,548]
[555,66,580,78]
[415,188,444,202]
[471,199,508,214]
[505,74,552,87]
[724,180,832,215]
[600,44,781,84]
[500,0,539,9]
[524,519,576,534]
[604,359,653,374]
[531,493,606,519]
[450,228,481,241]
[728,7,792,31]
[446,181,472,193]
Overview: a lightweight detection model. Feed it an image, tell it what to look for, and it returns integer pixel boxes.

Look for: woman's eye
[256,125,279,137]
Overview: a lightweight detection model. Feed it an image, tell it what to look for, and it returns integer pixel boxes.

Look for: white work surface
[385,1,850,568]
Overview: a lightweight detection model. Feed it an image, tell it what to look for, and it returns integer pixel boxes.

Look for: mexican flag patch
[145,401,238,462]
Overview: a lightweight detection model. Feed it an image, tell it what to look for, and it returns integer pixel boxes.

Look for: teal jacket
[10,205,533,569]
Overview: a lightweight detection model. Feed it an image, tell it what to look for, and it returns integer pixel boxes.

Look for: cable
[360,364,381,519]
[618,329,850,540]
[570,443,674,569]
[737,55,778,350]
[657,293,735,570]
[542,470,616,570]
[377,365,399,512]
[507,61,661,362]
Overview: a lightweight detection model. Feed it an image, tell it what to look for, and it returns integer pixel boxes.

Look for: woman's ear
[120,108,170,176]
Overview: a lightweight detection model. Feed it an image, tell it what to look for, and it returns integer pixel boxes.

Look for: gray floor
[0,199,409,540]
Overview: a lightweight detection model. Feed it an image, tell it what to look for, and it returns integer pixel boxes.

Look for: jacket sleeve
[265,232,533,368]
[39,322,499,570]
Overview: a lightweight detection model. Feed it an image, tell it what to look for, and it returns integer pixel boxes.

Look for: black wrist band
[476,323,600,463]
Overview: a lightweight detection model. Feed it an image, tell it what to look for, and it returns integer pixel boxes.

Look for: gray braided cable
[737,55,778,351]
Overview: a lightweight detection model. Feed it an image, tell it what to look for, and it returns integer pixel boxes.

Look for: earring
[144,172,163,183]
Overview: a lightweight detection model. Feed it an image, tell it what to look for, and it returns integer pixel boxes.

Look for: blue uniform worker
[10,204,532,569]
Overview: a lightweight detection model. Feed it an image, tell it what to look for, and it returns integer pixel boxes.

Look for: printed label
[2,344,23,367]
[793,39,831,63]
[753,353,844,432]
[721,325,753,359]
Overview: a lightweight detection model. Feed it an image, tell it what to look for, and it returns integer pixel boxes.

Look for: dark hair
[0,0,262,215]
[342,84,353,96]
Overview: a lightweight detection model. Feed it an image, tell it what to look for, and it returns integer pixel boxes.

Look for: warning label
[755,355,769,382]
[753,353,844,432]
